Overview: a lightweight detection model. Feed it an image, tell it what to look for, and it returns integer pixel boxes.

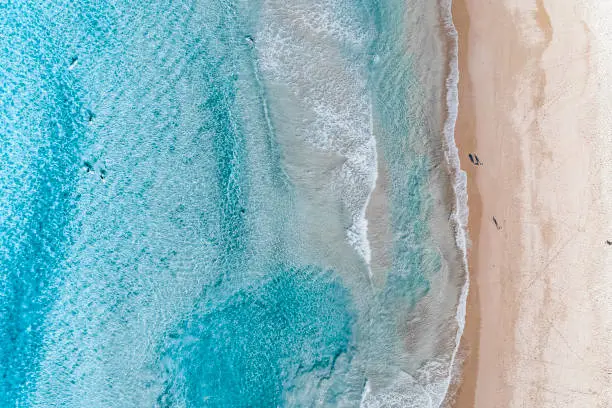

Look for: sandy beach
[449,0,612,406]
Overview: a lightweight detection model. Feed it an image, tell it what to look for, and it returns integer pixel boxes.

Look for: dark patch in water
[158,266,355,407]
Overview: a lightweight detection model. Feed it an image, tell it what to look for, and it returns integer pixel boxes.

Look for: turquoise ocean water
[0,0,467,406]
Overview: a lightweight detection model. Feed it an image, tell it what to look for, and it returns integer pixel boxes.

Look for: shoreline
[417,1,472,406]
[444,0,482,405]
[439,0,472,404]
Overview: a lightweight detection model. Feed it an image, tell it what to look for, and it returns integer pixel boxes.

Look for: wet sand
[449,0,612,406]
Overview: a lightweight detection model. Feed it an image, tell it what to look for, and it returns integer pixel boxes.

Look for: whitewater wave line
[437,0,471,406]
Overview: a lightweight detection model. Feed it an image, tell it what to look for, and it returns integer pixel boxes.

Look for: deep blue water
[0,0,463,406]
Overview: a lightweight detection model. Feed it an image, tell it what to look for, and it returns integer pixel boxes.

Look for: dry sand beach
[450,0,612,406]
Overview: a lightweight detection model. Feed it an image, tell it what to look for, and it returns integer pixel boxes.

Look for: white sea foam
[256,1,378,270]
[354,101,379,272]
[434,0,471,405]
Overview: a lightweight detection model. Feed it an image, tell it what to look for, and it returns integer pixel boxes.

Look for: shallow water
[0,0,466,406]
